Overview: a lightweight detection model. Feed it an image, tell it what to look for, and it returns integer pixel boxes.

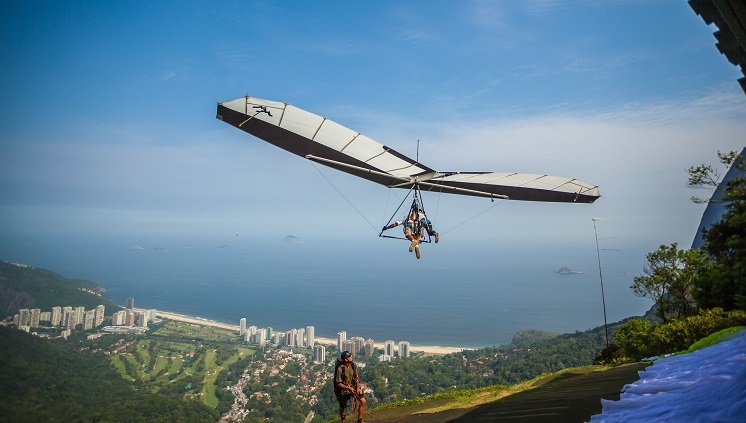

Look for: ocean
[0,233,651,348]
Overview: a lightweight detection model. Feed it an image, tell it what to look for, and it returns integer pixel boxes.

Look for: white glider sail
[216,96,600,203]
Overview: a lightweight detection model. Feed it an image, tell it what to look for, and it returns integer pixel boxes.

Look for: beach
[154,310,466,355]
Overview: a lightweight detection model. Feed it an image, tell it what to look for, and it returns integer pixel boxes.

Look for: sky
[1,0,745,259]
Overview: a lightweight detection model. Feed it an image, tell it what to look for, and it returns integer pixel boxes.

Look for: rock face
[692,147,746,249]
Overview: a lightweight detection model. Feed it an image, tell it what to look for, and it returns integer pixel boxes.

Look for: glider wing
[216,96,600,203]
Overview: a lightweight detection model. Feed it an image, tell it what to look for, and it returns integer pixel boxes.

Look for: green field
[108,321,256,408]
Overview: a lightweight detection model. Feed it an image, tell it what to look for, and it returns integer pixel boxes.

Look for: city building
[384,340,395,357]
[18,309,30,327]
[304,326,312,346]
[314,345,326,363]
[240,318,247,336]
[364,339,375,356]
[94,305,105,327]
[83,310,96,330]
[256,329,266,345]
[112,310,126,326]
[398,341,410,358]
[29,309,41,328]
[126,297,134,309]
[51,306,62,326]
[337,331,347,352]
[65,309,77,330]
[350,337,365,355]
[75,306,85,325]
[137,311,148,328]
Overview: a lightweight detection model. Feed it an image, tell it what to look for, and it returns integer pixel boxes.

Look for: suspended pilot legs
[420,218,439,244]
[405,227,425,259]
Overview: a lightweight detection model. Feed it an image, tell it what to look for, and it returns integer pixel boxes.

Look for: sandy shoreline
[152,310,467,355]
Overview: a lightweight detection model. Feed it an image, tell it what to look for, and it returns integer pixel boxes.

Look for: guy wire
[309,162,379,235]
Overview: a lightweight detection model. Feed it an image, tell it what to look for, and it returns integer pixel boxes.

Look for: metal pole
[593,218,610,349]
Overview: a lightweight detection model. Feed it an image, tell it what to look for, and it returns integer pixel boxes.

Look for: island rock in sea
[556,267,585,274]
[283,235,303,244]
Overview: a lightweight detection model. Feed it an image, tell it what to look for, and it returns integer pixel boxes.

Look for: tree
[687,150,740,204]
[695,177,746,310]
[631,243,703,322]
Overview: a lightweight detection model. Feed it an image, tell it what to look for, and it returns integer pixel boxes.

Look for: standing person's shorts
[336,391,353,408]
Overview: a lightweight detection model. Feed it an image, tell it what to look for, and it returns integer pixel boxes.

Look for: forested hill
[0,326,218,422]
[0,260,121,319]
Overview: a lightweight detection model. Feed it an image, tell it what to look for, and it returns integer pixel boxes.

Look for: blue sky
[2,0,745,259]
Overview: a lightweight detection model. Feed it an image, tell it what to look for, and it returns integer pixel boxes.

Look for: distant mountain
[556,267,585,274]
[283,235,303,244]
[0,260,121,319]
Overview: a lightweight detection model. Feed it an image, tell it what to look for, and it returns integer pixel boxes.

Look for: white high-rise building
[95,305,106,327]
[314,345,326,363]
[337,331,347,352]
[365,339,375,356]
[256,329,266,345]
[137,311,148,328]
[297,328,305,347]
[147,309,157,320]
[65,309,77,330]
[239,318,247,336]
[30,309,41,328]
[112,310,126,326]
[351,337,365,355]
[398,341,410,358]
[75,306,85,325]
[51,306,62,326]
[18,309,30,327]
[384,340,395,357]
[83,310,96,330]
[306,326,315,347]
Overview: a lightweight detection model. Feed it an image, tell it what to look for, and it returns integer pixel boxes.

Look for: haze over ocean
[0,232,650,347]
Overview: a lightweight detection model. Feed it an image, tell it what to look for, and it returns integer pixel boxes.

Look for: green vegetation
[0,260,121,319]
[683,326,745,354]
[613,308,746,361]
[602,152,746,363]
[694,176,746,310]
[0,326,218,422]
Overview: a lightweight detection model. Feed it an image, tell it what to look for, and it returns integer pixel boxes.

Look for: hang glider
[216,96,601,203]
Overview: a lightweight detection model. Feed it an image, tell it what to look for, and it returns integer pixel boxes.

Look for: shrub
[614,308,746,361]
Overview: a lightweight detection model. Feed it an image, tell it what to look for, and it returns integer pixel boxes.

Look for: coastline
[153,310,468,355]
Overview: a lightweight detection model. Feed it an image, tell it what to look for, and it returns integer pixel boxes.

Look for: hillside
[0,326,218,422]
[0,260,121,319]
[364,363,648,422]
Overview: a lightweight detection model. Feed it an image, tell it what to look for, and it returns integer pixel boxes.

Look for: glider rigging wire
[440,198,508,235]
[309,161,380,235]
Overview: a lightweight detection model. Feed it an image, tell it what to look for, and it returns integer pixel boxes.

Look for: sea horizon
[0,233,651,348]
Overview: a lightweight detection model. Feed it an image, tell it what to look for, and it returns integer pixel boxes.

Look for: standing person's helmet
[341,351,352,359]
